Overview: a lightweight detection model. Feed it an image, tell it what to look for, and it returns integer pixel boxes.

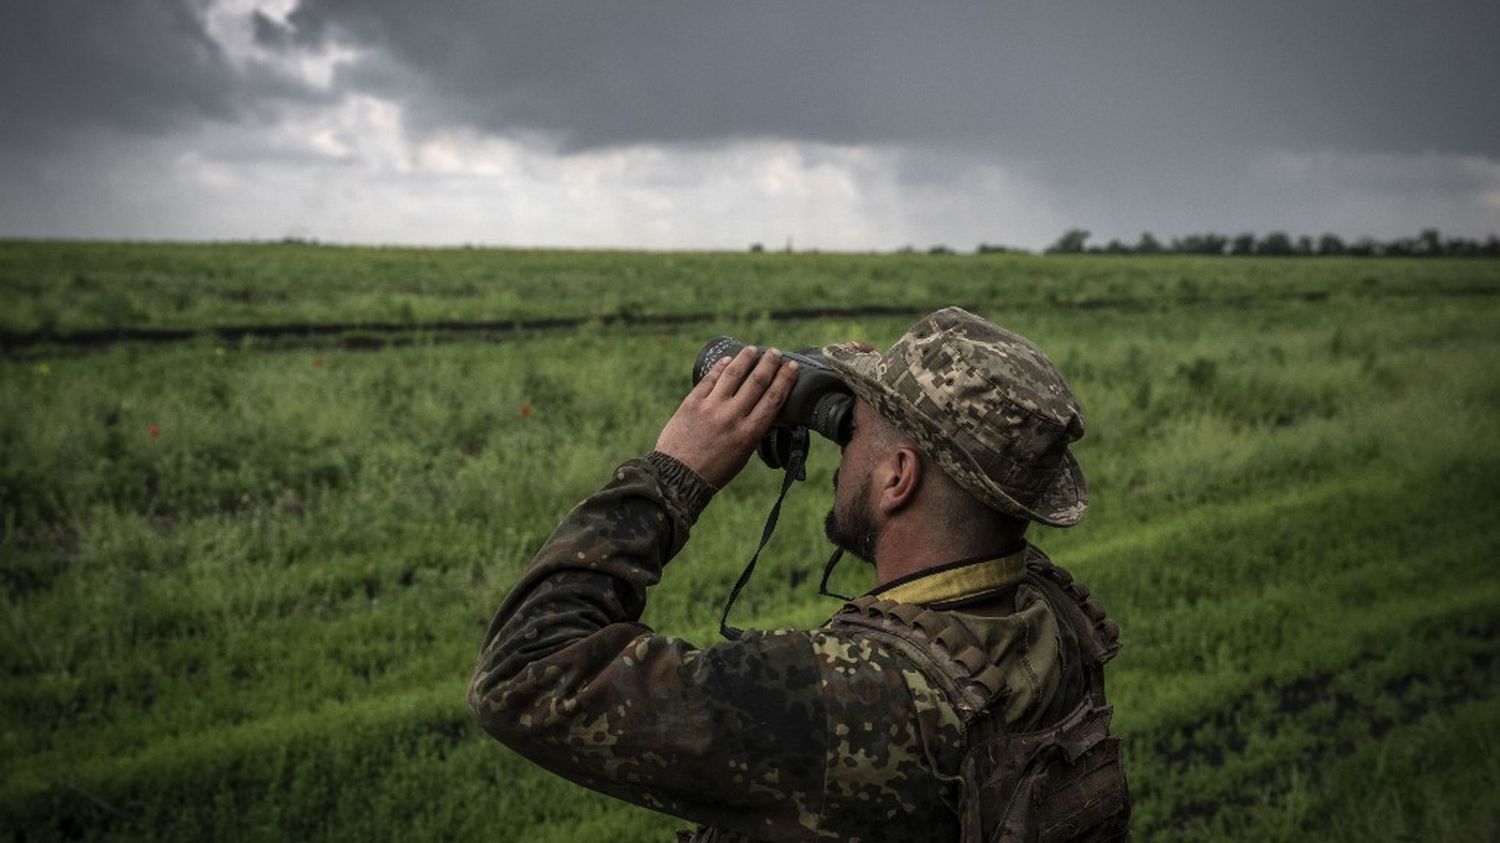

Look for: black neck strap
[719,429,809,640]
[817,548,852,601]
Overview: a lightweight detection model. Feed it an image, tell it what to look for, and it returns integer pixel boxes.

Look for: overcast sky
[2,0,1497,251]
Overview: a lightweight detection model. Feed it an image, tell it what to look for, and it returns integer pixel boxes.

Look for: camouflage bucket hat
[822,307,1088,527]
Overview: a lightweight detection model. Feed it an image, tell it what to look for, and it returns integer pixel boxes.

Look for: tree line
[1042,228,1500,257]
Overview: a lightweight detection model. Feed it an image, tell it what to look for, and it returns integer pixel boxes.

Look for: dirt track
[0,304,938,354]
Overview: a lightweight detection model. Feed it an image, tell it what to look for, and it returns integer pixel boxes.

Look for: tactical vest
[831,548,1131,842]
[678,550,1130,843]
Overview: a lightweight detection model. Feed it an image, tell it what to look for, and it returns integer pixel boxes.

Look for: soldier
[469,307,1130,842]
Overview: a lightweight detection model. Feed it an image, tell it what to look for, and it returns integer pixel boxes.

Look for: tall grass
[4,240,1498,334]
[2,250,1498,841]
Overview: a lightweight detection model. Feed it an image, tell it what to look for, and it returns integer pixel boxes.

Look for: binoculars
[692,337,854,469]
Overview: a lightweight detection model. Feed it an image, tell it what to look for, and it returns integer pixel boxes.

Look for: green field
[2,243,1499,841]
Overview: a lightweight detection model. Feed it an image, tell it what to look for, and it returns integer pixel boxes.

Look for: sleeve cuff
[641,451,718,524]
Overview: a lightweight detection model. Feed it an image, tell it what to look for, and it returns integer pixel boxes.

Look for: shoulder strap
[1023,548,1122,671]
[829,551,1124,717]
[830,595,1001,721]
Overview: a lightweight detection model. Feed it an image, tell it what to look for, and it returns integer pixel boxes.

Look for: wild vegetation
[1043,227,1500,257]
[2,243,1498,841]
[3,241,1497,338]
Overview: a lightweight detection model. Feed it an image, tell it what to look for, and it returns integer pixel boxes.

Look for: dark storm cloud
[0,0,324,153]
[252,10,296,51]
[286,0,1500,159]
[1,0,229,149]
[6,1,1494,161]
[2,0,1495,246]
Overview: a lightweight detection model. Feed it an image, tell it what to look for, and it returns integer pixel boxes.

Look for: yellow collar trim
[871,548,1029,606]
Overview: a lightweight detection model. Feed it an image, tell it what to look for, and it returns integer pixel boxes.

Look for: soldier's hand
[655,345,800,488]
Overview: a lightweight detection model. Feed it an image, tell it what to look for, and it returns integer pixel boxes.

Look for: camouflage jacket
[468,452,1067,842]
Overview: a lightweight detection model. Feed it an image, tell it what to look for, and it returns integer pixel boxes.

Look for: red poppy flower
[313,356,326,368]
[148,424,161,439]
[519,403,534,419]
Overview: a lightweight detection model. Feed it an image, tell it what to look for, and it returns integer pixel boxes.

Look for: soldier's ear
[877,446,922,514]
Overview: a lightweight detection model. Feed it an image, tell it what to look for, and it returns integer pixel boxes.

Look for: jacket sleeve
[467,452,834,840]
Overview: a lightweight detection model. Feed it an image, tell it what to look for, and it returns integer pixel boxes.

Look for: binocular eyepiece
[693,337,854,470]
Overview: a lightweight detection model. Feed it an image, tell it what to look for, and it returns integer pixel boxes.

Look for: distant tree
[1028,227,1500,259]
[1445,238,1478,257]
[1174,233,1228,255]
[749,242,765,253]
[1257,231,1294,256]
[928,244,954,255]
[1046,229,1091,254]
[1383,238,1414,257]
[1416,228,1443,257]
[976,243,1015,254]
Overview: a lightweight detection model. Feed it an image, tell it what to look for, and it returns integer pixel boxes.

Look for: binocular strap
[718,437,808,640]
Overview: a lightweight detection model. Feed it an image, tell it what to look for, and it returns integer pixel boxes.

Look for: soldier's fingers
[709,345,760,400]
[745,359,799,430]
[690,357,731,399]
[730,348,783,412]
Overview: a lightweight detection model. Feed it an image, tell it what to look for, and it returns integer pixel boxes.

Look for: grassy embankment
[1,243,1498,841]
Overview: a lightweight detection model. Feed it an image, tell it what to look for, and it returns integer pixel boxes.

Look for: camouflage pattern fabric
[468,453,1066,842]
[822,307,1088,527]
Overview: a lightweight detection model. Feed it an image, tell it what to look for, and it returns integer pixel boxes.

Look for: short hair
[865,409,1029,544]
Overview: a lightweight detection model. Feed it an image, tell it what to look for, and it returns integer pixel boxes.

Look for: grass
[3,240,1498,337]
[1,245,1498,841]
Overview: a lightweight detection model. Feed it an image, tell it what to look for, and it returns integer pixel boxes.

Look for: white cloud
[200,0,361,90]
[1,88,1064,250]
[4,73,1495,251]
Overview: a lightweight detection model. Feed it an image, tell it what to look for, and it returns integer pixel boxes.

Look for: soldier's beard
[824,477,878,566]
